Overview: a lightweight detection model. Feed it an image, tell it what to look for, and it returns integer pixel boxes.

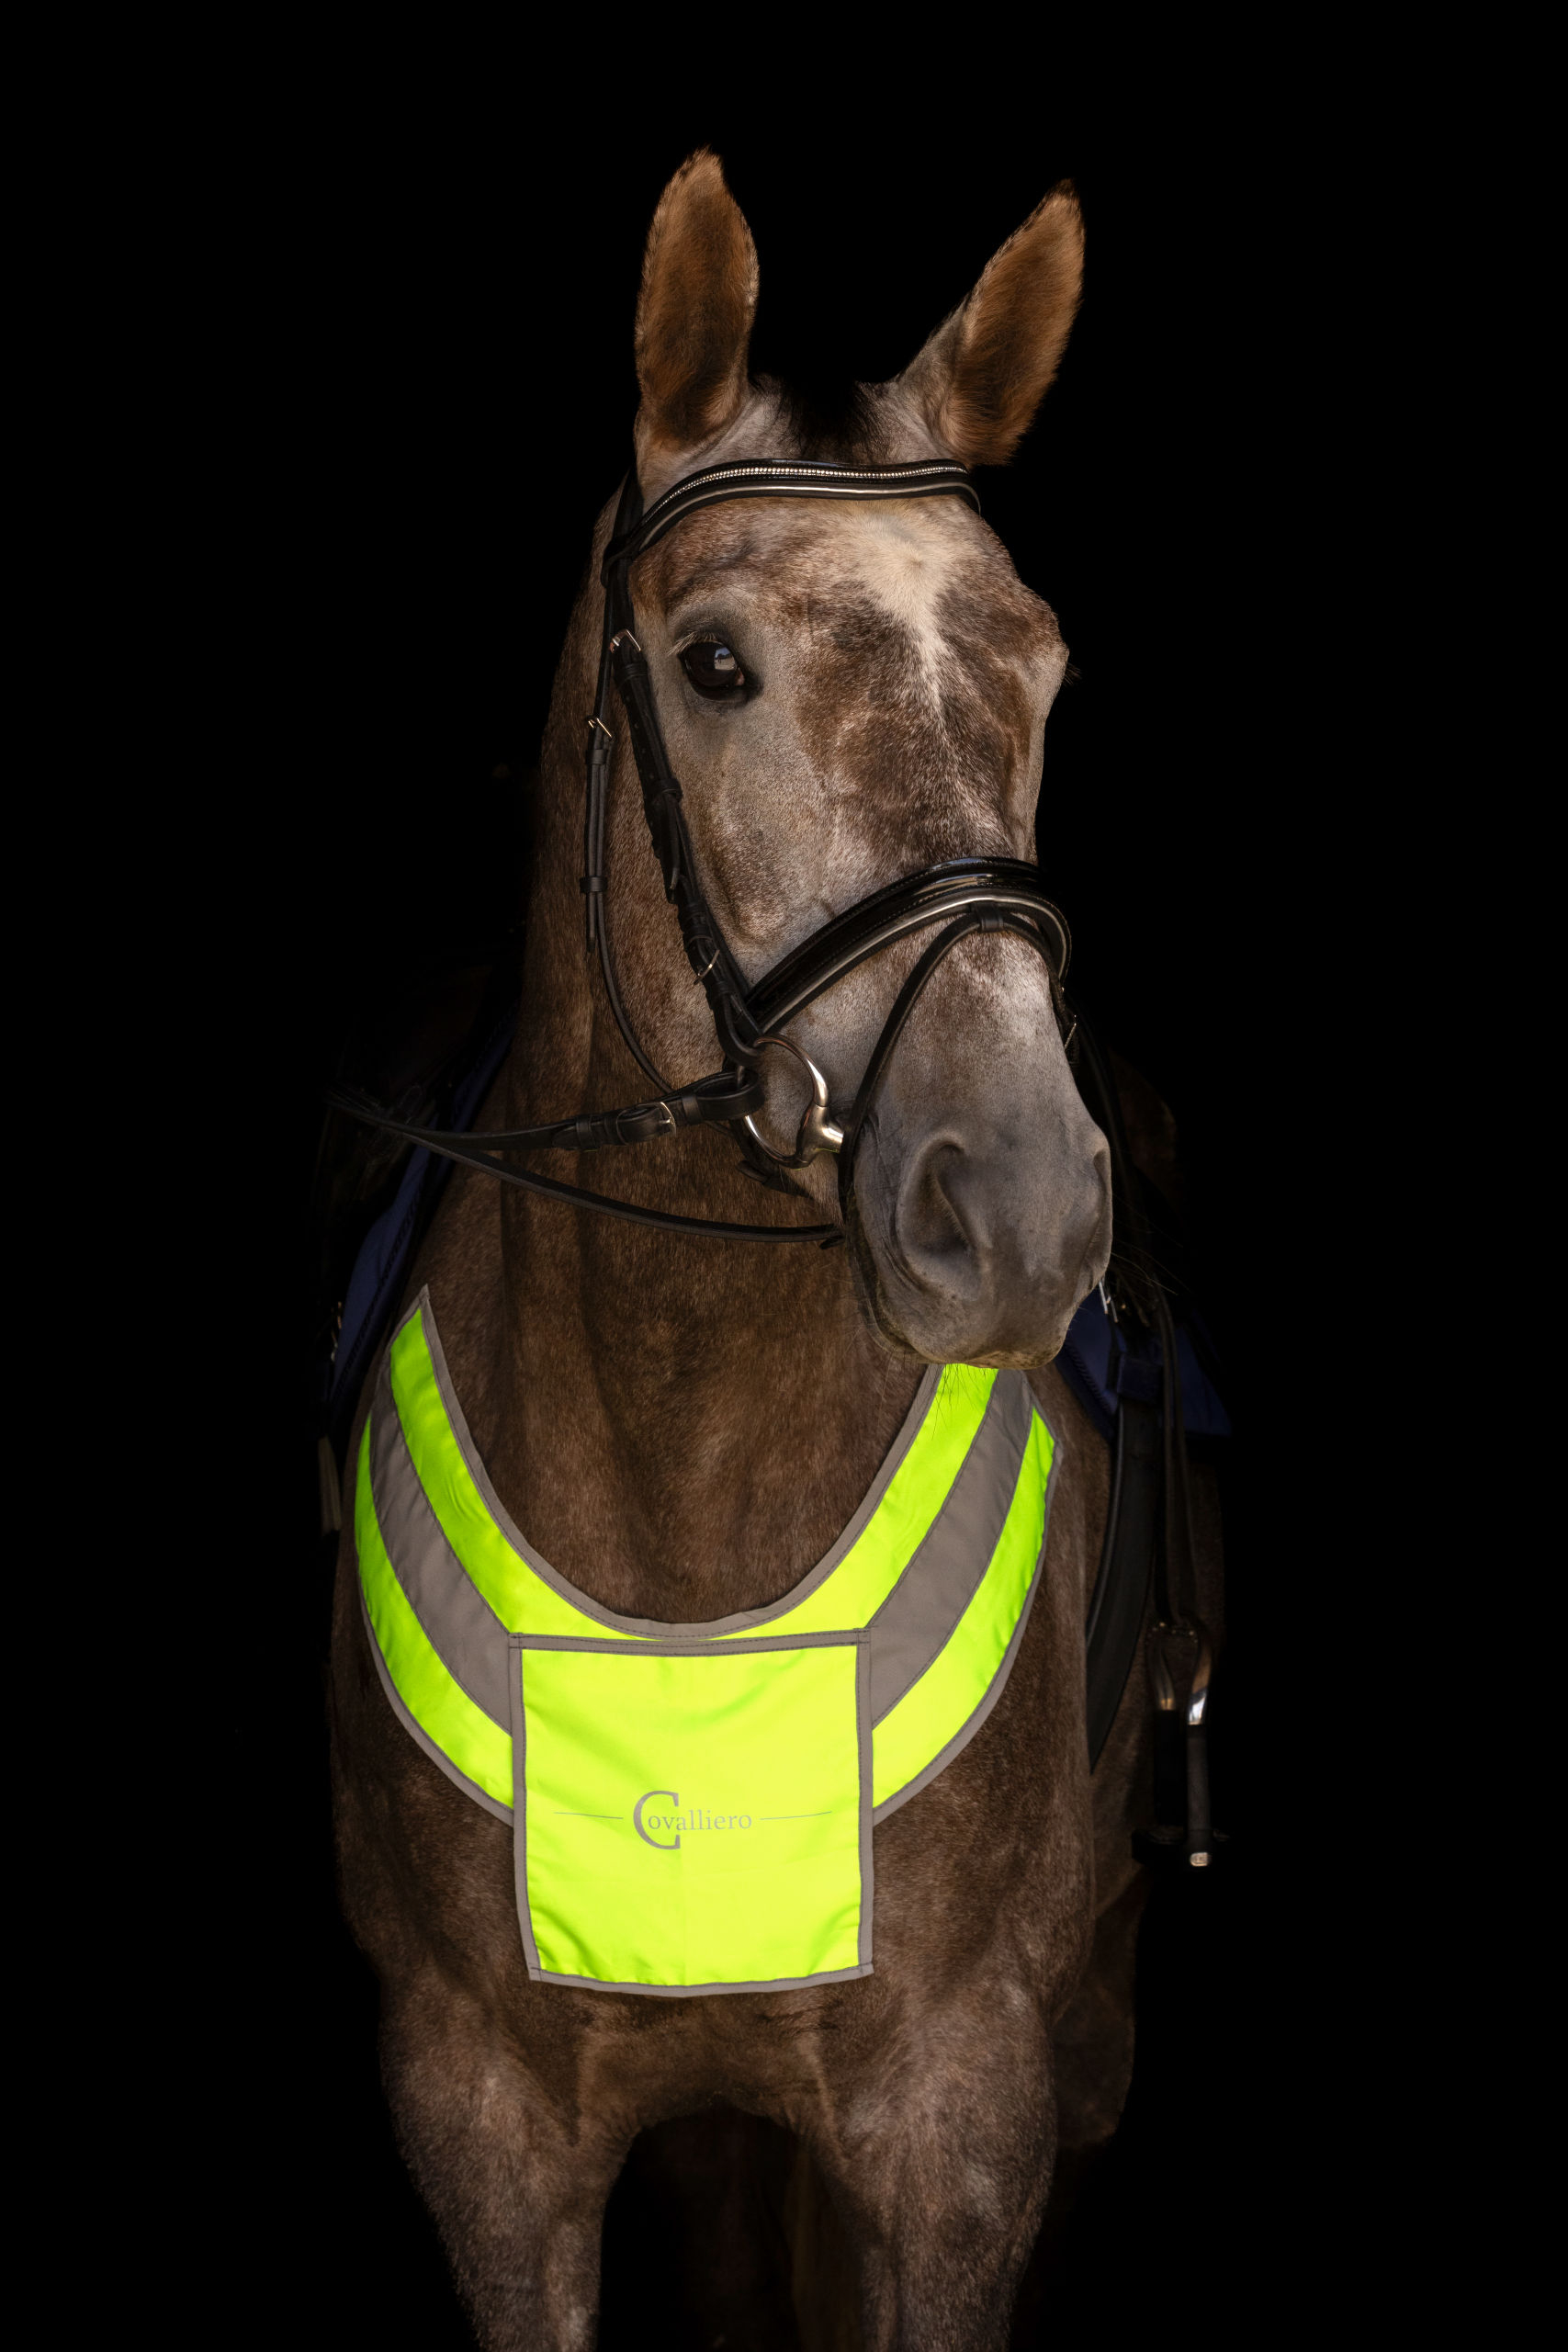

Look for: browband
[604,458,981,571]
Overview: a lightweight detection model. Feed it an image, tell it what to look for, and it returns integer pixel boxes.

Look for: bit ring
[741,1034,845,1168]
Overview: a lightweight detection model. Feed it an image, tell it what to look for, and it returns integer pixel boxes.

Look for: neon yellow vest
[357,1290,1058,1997]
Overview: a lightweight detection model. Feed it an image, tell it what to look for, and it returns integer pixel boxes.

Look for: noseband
[332,458,1073,1243]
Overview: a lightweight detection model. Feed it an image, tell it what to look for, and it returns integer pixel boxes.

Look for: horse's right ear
[635,153,759,462]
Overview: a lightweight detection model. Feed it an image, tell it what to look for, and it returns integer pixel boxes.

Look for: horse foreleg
[804,1999,1057,2352]
[1049,1870,1145,2157]
[1006,1874,1149,2338]
[378,1976,625,2352]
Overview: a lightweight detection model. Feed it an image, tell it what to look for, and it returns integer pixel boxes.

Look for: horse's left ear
[898,184,1084,467]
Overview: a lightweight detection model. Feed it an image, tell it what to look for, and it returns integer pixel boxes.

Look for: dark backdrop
[197,110,1345,2346]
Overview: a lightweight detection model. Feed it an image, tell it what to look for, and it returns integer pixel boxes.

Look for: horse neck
[466,530,921,1624]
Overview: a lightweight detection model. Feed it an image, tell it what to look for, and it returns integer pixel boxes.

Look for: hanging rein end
[1133,1618,1224,1872]
[579,869,604,955]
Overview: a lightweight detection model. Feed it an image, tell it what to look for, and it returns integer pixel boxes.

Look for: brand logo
[632,1790,754,1850]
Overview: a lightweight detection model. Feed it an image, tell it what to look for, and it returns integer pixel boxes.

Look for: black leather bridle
[331,457,1074,1242]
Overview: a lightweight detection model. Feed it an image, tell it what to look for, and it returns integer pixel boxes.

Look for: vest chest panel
[357,1290,1059,1996]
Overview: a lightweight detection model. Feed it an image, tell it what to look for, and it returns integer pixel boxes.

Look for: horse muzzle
[855,1107,1111,1366]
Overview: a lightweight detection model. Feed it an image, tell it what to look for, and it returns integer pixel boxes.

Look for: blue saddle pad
[322,997,516,1440]
[1054,1290,1230,1444]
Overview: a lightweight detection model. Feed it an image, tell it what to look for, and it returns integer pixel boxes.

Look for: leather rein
[329,458,1073,1242]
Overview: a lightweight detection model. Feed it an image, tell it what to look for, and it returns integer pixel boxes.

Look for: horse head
[583,153,1110,1370]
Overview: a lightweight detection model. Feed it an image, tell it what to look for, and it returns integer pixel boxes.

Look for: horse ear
[899,184,1084,468]
[634,152,759,459]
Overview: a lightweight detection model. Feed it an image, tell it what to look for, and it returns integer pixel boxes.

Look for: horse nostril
[892,1137,989,1300]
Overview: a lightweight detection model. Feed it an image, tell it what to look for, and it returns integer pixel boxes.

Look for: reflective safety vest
[357,1289,1060,1998]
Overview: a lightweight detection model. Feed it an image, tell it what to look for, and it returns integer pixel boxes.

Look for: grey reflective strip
[870,1426,1062,1826]
[531,1963,874,1999]
[368,1348,513,1730]
[508,1640,545,1978]
[510,1633,874,1998]
[412,1285,942,1641]
[512,1631,869,1652]
[358,1588,513,1826]
[864,1370,1035,1725]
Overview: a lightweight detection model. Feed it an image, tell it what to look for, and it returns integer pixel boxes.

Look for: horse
[329,149,1218,2351]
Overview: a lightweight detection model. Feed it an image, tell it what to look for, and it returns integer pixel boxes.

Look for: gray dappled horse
[331,152,1216,2351]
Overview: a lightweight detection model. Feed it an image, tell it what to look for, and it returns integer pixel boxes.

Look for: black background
[191,103,1354,2346]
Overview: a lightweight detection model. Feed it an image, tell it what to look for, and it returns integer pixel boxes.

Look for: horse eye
[679,639,747,698]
